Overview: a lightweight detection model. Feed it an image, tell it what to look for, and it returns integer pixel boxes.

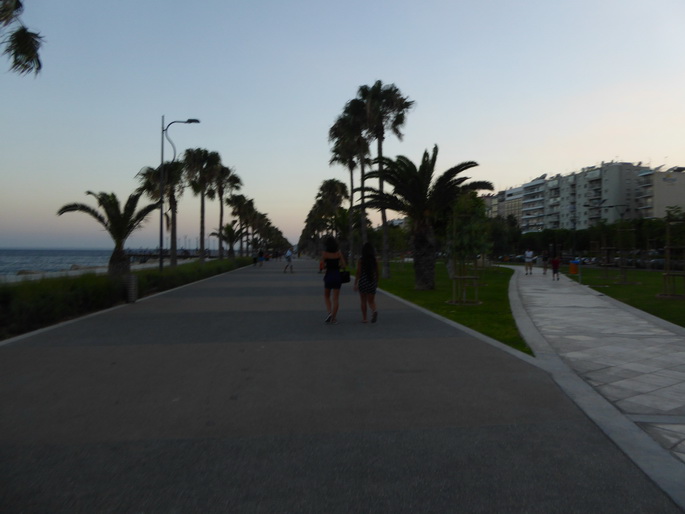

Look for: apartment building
[493,162,684,233]
[520,175,546,233]
[636,166,685,219]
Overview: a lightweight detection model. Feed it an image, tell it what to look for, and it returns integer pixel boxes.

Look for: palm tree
[1,1,43,75]
[136,160,186,267]
[329,98,371,261]
[227,194,249,256]
[213,165,242,259]
[210,220,243,259]
[183,148,220,262]
[357,80,414,279]
[228,195,260,257]
[317,179,349,240]
[364,145,492,290]
[57,191,159,277]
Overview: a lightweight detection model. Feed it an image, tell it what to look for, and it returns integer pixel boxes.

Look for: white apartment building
[520,175,546,233]
[504,187,523,223]
[494,162,683,233]
[636,167,685,219]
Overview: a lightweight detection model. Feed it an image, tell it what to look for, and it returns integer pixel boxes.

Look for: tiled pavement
[509,265,685,464]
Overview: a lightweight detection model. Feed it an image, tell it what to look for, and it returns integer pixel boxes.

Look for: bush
[0,258,251,341]
[0,274,122,340]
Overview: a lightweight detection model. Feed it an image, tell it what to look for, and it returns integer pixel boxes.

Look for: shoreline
[0,259,197,284]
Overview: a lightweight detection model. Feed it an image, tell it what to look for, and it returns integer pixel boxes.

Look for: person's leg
[324,288,332,320]
[331,288,341,322]
[360,293,368,322]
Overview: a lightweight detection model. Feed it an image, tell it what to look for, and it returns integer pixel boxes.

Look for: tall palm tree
[357,80,414,279]
[251,212,271,251]
[136,160,186,266]
[365,145,492,290]
[329,98,371,261]
[57,191,159,277]
[183,148,220,262]
[213,165,242,259]
[317,179,349,239]
[227,194,249,257]
[1,0,43,75]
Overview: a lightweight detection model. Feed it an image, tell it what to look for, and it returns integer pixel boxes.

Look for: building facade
[492,162,684,233]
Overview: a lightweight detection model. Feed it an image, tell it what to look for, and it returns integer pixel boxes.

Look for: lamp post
[159,115,200,271]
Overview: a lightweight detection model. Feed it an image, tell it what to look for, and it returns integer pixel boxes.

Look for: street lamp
[159,115,200,271]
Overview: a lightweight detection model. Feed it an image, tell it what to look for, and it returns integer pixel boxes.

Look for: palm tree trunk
[239,220,244,257]
[359,157,368,244]
[108,244,131,278]
[412,224,436,290]
[218,193,225,260]
[199,191,206,263]
[378,137,391,279]
[170,195,178,267]
[348,167,355,266]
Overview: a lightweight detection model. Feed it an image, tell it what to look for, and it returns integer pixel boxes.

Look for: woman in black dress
[354,242,379,323]
[321,236,346,324]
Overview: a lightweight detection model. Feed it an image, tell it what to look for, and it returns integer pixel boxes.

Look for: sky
[2,0,685,249]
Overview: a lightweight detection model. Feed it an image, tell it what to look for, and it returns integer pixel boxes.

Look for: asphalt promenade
[0,258,683,512]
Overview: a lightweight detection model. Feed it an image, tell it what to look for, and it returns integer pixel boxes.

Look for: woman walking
[321,236,346,324]
[354,242,379,323]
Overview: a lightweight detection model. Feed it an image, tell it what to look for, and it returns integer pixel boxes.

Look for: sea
[0,248,112,277]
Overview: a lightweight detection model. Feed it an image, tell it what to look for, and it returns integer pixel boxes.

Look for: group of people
[524,248,561,280]
[321,236,378,325]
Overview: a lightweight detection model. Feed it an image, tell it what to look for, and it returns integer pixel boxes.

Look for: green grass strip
[381,262,532,355]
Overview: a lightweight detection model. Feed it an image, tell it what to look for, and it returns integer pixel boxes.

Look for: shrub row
[0,258,251,341]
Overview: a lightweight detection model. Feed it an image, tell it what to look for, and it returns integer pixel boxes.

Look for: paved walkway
[0,258,684,512]
[508,265,685,474]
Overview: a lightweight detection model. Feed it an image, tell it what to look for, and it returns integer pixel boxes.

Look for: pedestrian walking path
[0,258,684,512]
[508,264,685,499]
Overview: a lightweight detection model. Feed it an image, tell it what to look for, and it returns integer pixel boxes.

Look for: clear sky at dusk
[2,0,685,249]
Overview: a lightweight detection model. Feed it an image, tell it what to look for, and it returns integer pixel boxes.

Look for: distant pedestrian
[551,255,561,280]
[354,242,379,323]
[541,251,549,275]
[283,247,294,273]
[258,249,264,267]
[524,248,534,275]
[321,236,346,324]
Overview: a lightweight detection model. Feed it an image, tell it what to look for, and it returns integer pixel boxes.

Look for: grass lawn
[568,266,685,328]
[381,261,532,355]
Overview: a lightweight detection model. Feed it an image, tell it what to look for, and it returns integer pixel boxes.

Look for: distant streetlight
[159,116,200,271]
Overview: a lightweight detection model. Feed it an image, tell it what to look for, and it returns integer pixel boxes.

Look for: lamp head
[186,119,200,124]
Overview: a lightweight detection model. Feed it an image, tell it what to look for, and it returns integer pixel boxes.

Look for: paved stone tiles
[514,267,685,464]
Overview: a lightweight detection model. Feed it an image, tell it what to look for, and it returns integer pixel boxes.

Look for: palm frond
[57,203,107,229]
[4,25,42,75]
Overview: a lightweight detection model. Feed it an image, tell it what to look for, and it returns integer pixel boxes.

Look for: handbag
[340,269,351,283]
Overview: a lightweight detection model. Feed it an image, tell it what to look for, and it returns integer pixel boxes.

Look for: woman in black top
[321,236,346,324]
[354,242,379,323]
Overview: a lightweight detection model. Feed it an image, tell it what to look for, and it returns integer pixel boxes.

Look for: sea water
[0,249,112,276]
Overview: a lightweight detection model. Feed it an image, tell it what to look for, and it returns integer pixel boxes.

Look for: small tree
[57,191,159,277]
[447,193,490,303]
[210,220,243,259]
